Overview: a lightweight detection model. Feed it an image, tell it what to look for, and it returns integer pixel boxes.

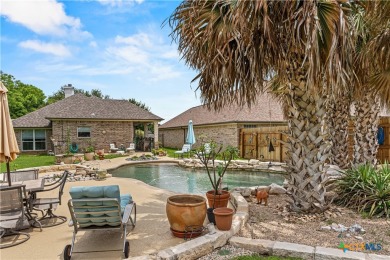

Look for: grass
[0,153,128,173]
[0,154,55,172]
[232,255,302,260]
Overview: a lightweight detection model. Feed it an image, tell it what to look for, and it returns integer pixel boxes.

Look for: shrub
[336,163,390,218]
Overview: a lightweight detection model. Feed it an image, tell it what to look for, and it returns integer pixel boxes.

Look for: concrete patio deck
[1,155,185,259]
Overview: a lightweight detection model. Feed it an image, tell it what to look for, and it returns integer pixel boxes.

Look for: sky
[0,0,201,123]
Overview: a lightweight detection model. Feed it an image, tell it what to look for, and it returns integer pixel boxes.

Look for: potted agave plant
[195,140,238,230]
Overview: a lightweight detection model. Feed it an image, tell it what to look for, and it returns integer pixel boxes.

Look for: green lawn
[0,153,129,173]
[0,154,55,172]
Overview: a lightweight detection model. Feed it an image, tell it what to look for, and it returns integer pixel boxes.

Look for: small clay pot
[213,207,234,231]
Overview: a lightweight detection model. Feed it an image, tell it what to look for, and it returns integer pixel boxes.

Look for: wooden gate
[347,117,390,163]
[240,126,288,162]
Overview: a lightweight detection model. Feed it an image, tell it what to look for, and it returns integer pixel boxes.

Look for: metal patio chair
[64,185,136,259]
[3,169,39,182]
[0,184,30,248]
[29,170,69,227]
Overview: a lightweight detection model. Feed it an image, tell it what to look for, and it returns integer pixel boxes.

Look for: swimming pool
[110,163,285,194]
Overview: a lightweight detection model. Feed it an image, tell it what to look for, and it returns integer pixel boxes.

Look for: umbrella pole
[6,157,11,186]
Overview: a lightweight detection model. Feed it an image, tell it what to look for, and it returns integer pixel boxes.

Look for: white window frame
[21,129,46,151]
[77,127,91,138]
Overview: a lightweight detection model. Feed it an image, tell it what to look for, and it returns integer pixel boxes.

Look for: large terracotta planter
[206,190,230,208]
[166,194,206,238]
[213,207,234,231]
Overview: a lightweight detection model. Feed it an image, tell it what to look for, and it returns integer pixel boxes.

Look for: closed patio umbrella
[186,120,196,149]
[0,82,20,186]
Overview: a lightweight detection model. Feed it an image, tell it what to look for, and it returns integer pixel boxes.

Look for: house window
[244,124,257,129]
[22,129,46,151]
[77,127,91,138]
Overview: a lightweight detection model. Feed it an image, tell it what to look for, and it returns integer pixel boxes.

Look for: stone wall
[159,123,240,149]
[51,120,134,154]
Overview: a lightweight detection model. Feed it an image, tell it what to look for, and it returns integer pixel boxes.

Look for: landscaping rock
[241,188,252,197]
[248,159,260,165]
[269,183,286,195]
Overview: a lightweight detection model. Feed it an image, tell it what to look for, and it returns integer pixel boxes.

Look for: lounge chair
[64,185,136,259]
[0,184,30,248]
[29,171,69,227]
[109,143,119,153]
[126,143,135,154]
[174,144,191,159]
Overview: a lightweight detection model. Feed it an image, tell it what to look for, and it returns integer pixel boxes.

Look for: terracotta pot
[213,207,234,231]
[166,194,206,237]
[206,190,230,208]
[63,155,73,164]
[84,152,94,161]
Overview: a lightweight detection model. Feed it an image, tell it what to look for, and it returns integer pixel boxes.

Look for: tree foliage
[128,98,151,111]
[47,85,151,112]
[46,86,110,105]
[1,71,46,119]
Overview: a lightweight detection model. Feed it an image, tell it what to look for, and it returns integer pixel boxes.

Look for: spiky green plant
[336,163,390,218]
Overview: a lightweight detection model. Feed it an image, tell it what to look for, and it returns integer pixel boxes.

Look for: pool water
[110,163,285,194]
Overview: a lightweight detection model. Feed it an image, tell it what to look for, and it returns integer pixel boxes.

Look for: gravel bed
[198,245,257,260]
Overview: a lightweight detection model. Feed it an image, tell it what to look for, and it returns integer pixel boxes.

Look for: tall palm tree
[325,90,351,169]
[350,1,390,165]
[169,0,353,213]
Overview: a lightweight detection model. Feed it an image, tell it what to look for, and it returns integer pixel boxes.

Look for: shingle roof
[13,94,163,128]
[160,94,285,129]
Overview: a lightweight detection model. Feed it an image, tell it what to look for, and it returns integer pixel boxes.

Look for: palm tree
[325,90,351,169]
[350,1,390,165]
[169,0,354,213]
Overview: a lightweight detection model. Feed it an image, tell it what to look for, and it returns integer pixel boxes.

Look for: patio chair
[0,184,30,249]
[126,143,135,154]
[174,144,191,159]
[109,143,119,153]
[64,185,136,259]
[3,169,39,182]
[29,171,69,228]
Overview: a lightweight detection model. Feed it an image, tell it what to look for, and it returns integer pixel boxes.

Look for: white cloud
[97,0,144,7]
[104,32,182,80]
[89,41,98,48]
[0,0,91,39]
[19,40,71,57]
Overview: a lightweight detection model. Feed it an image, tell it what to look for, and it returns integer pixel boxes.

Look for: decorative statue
[255,186,270,206]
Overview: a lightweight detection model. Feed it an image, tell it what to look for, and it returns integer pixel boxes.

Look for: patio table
[1,178,45,193]
[1,178,45,229]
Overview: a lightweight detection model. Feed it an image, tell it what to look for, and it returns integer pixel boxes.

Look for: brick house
[159,94,286,149]
[12,86,163,154]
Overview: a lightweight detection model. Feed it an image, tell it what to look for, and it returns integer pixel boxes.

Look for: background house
[12,86,163,154]
[159,94,287,160]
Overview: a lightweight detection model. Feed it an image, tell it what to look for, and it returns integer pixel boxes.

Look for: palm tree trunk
[284,77,330,213]
[353,93,380,165]
[326,93,351,169]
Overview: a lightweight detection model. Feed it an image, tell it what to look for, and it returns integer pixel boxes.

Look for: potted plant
[84,139,95,161]
[195,140,238,227]
[96,150,105,160]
